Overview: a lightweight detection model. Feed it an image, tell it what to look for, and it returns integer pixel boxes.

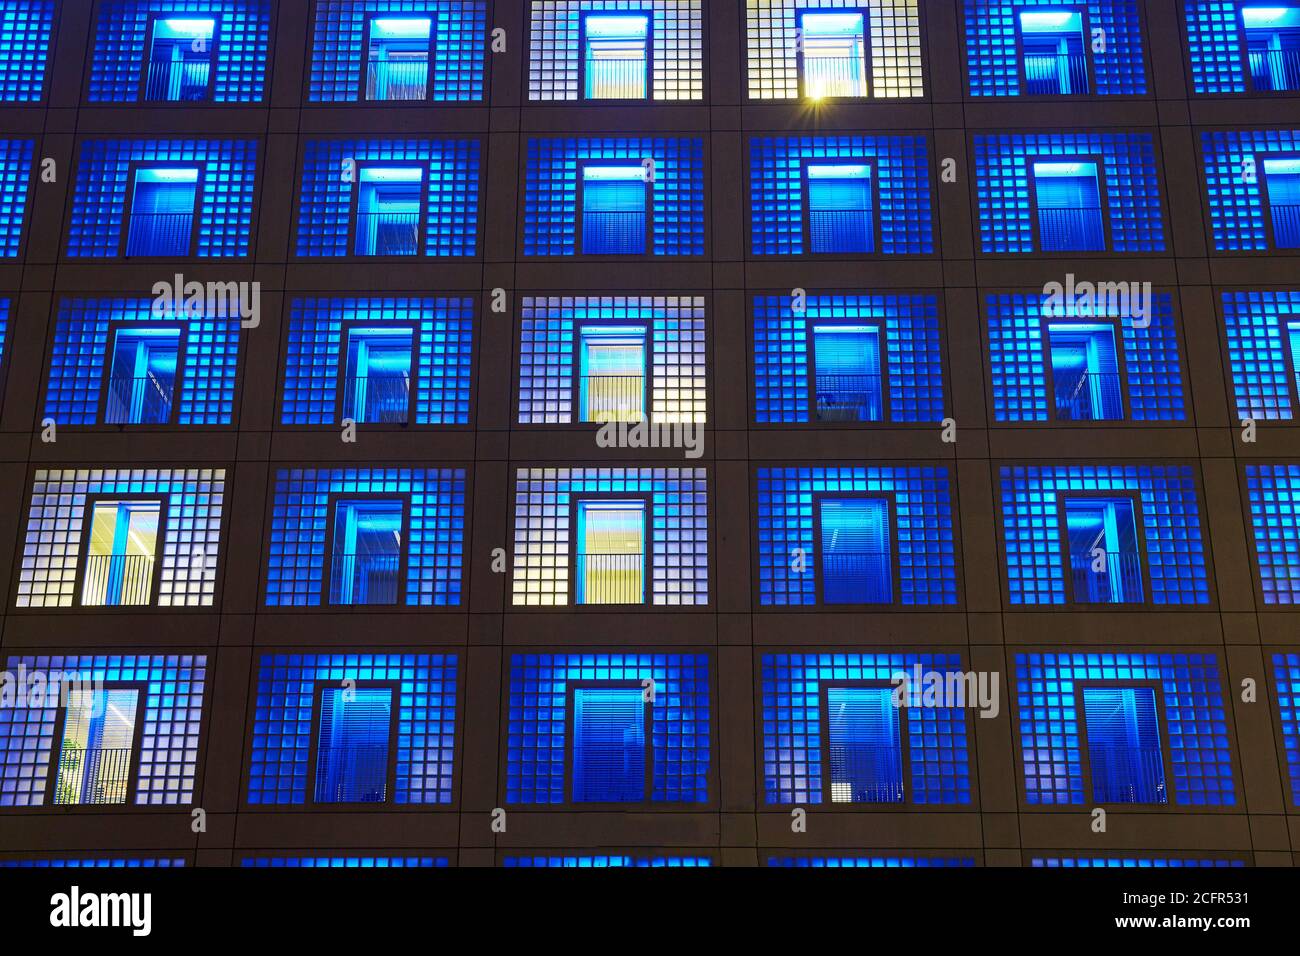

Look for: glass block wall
[1224,291,1300,421]
[295,138,480,257]
[16,468,226,608]
[66,138,257,257]
[1272,654,1300,803]
[0,297,8,371]
[504,855,711,866]
[753,293,944,423]
[0,858,186,867]
[1185,0,1267,94]
[510,467,709,606]
[999,465,1211,605]
[1200,129,1300,252]
[1015,652,1235,805]
[282,297,473,426]
[769,856,976,866]
[755,467,958,606]
[264,467,466,607]
[88,0,270,102]
[518,295,706,424]
[44,296,240,426]
[241,856,449,867]
[974,132,1165,254]
[0,654,207,806]
[246,653,458,805]
[987,291,1186,422]
[964,0,1148,96]
[749,135,934,255]
[529,0,703,101]
[1032,857,1246,867]
[761,653,973,804]
[505,652,711,803]
[744,0,923,99]
[309,0,486,102]
[0,138,33,257]
[1244,465,1300,605]
[0,0,53,102]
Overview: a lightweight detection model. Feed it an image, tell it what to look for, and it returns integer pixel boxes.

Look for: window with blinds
[571,686,647,802]
[820,498,892,604]
[314,687,394,804]
[1081,686,1167,804]
[826,686,904,803]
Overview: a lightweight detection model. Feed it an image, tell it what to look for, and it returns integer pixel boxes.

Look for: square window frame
[140,11,222,105]
[575,158,654,257]
[796,6,874,102]
[72,493,170,610]
[1040,315,1130,424]
[563,679,654,806]
[578,9,655,103]
[121,160,205,259]
[800,157,881,258]
[1073,679,1173,808]
[97,319,189,428]
[1026,151,1113,254]
[48,679,151,810]
[322,491,412,609]
[347,160,430,259]
[304,679,403,807]
[1055,489,1150,606]
[811,490,899,608]
[1012,3,1094,98]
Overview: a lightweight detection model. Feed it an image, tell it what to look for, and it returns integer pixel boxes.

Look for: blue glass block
[749,136,934,256]
[0,139,33,257]
[1272,654,1300,802]
[1033,857,1246,867]
[242,857,448,868]
[523,137,705,256]
[761,653,972,805]
[506,653,711,804]
[1183,1,1293,94]
[965,0,1148,96]
[0,1,52,101]
[1000,465,1210,605]
[1244,466,1300,605]
[1201,129,1300,252]
[503,856,711,867]
[0,298,8,370]
[247,653,458,806]
[1,858,185,867]
[755,467,958,606]
[1016,652,1235,806]
[1223,290,1300,420]
[769,857,975,867]
[0,654,207,807]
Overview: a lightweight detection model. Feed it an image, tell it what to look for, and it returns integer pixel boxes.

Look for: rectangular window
[330,499,403,606]
[799,12,868,99]
[104,327,180,425]
[820,499,892,604]
[1263,157,1300,249]
[826,686,904,803]
[807,164,874,254]
[812,325,883,422]
[1064,497,1143,603]
[342,327,413,424]
[582,14,649,100]
[571,686,647,802]
[1047,323,1122,421]
[1081,686,1167,804]
[54,688,140,806]
[314,687,393,803]
[1287,319,1300,401]
[355,166,423,256]
[579,326,646,422]
[365,17,432,101]
[81,500,160,606]
[576,500,645,605]
[1032,160,1105,252]
[1242,5,1300,92]
[1018,9,1089,95]
[145,17,215,102]
[125,168,198,257]
[581,165,648,255]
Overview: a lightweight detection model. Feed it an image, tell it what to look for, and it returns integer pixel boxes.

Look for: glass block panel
[1272,653,1300,803]
[1244,465,1300,605]
[241,856,449,867]
[1032,857,1246,867]
[769,856,975,866]
[504,855,711,866]
[0,138,33,257]
[0,1,53,102]
[1201,128,1300,252]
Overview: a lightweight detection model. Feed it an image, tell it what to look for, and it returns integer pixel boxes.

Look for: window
[799,12,868,99]
[582,14,649,100]
[1286,319,1300,401]
[1047,323,1122,421]
[365,17,431,101]
[330,499,403,606]
[342,327,413,424]
[581,165,648,254]
[1081,686,1167,804]
[1242,5,1300,92]
[807,164,874,254]
[314,687,393,803]
[1017,9,1089,95]
[812,325,883,422]
[354,166,423,256]
[81,500,160,607]
[125,167,198,256]
[53,688,140,806]
[576,500,645,605]
[1064,496,1143,603]
[571,686,647,802]
[145,17,215,102]
[579,326,646,422]
[1263,157,1300,248]
[820,499,892,604]
[104,327,180,425]
[825,686,904,803]
[1032,160,1105,252]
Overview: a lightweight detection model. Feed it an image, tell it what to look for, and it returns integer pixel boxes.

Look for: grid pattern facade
[264,467,466,607]
[1244,465,1300,606]
[1032,857,1246,867]
[506,652,711,803]
[0,0,52,102]
[1200,129,1300,252]
[0,654,207,807]
[504,855,710,866]
[0,137,32,257]
[1223,291,1300,421]
[1015,652,1236,806]
[0,298,7,369]
[1184,0,1257,94]
[769,856,975,866]
[761,653,972,804]
[246,653,458,805]
[1,858,185,867]
[241,856,449,866]
[1272,654,1300,804]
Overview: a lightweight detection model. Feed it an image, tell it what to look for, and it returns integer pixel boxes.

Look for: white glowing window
[583,14,649,98]
[800,12,868,98]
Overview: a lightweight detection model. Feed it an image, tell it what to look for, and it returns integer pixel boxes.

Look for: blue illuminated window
[799,12,868,99]
[1033,160,1105,251]
[145,16,215,101]
[820,498,892,604]
[826,686,904,803]
[330,500,403,606]
[1064,496,1144,603]
[770,857,975,867]
[1263,157,1300,247]
[1019,9,1089,93]
[578,325,647,422]
[243,856,447,868]
[125,167,198,256]
[581,165,647,254]
[342,326,413,423]
[571,686,648,802]
[1201,129,1300,251]
[1272,653,1300,801]
[81,500,162,607]
[1034,857,1245,867]
[0,139,33,257]
[583,13,649,100]
[812,324,884,422]
[0,299,10,380]
[505,855,710,868]
[355,166,423,256]
[1048,323,1122,420]
[365,16,432,101]
[1245,465,1300,604]
[1242,4,1300,91]
[576,500,646,605]
[2,858,185,868]
[0,1,53,102]
[314,687,393,803]
[807,164,875,253]
[53,687,141,805]
[1082,686,1167,804]
[105,326,181,424]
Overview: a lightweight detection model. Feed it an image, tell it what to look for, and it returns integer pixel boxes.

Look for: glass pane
[55,688,140,805]
[812,325,883,421]
[807,165,873,253]
[331,500,403,605]
[314,688,393,803]
[820,499,891,604]
[146,18,214,101]
[106,328,180,424]
[572,686,646,802]
[1047,323,1122,421]
[127,169,198,256]
[826,686,904,803]
[343,327,414,423]
[583,15,648,99]
[1082,686,1166,804]
[82,501,160,606]
[801,13,867,98]
[1065,497,1143,603]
